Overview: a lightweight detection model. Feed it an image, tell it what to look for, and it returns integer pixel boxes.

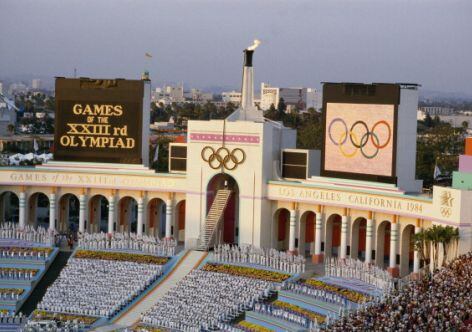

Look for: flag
[33,139,39,152]
[145,52,153,58]
[434,165,441,179]
[153,144,159,163]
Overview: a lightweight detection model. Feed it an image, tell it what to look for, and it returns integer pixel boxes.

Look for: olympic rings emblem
[328,118,391,159]
[201,146,246,170]
[440,207,452,218]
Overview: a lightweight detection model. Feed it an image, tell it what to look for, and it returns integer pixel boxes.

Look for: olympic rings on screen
[327,119,392,159]
[371,120,391,148]
[328,118,348,146]
[201,146,246,170]
[338,131,358,158]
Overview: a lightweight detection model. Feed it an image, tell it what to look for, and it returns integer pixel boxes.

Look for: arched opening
[273,208,290,251]
[0,191,19,224]
[206,173,239,245]
[376,220,391,268]
[175,200,186,243]
[58,194,79,233]
[117,197,138,234]
[88,195,108,233]
[299,211,315,256]
[351,217,367,261]
[400,225,415,276]
[28,193,49,228]
[147,198,166,238]
[325,214,341,257]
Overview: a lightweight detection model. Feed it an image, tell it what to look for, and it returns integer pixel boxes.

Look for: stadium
[0,43,470,331]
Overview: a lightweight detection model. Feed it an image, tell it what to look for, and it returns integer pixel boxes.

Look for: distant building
[437,114,472,129]
[221,91,242,105]
[188,89,213,102]
[260,83,279,110]
[417,109,426,121]
[260,83,319,111]
[32,79,41,90]
[0,93,18,136]
[420,106,455,116]
[306,88,322,110]
[0,82,3,95]
[153,84,184,103]
[150,121,175,131]
[8,82,28,95]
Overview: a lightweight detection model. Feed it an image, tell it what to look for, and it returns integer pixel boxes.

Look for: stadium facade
[0,45,471,279]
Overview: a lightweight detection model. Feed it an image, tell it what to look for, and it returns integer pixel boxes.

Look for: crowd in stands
[0,222,54,245]
[140,269,276,331]
[325,257,394,293]
[213,244,306,274]
[328,252,472,331]
[78,232,176,257]
[37,257,164,318]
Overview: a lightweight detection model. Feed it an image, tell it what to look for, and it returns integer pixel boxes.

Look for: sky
[0,0,471,94]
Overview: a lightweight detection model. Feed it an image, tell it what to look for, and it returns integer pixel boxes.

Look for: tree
[264,104,278,121]
[413,225,460,272]
[416,123,465,187]
[277,98,287,114]
[297,109,323,149]
[7,124,15,135]
[423,113,433,128]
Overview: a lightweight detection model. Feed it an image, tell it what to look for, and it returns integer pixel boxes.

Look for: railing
[199,189,232,251]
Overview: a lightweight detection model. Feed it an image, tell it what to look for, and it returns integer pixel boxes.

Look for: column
[388,218,399,277]
[137,197,144,236]
[165,199,173,238]
[108,195,115,234]
[365,217,374,264]
[19,192,26,229]
[340,215,349,259]
[288,209,297,253]
[49,193,56,231]
[413,220,422,274]
[312,213,324,263]
[79,195,87,233]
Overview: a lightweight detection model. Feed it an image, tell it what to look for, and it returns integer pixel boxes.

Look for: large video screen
[323,102,395,178]
[54,79,144,164]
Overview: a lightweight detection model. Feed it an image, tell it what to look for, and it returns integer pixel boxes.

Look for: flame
[247,39,261,51]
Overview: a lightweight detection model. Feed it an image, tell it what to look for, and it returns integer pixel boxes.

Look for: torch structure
[228,39,263,122]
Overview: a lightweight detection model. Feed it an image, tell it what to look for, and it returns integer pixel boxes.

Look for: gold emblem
[201,146,246,170]
[439,191,454,217]
[440,191,454,207]
[440,207,452,218]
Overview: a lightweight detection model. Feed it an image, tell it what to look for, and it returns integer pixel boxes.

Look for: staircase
[198,189,232,251]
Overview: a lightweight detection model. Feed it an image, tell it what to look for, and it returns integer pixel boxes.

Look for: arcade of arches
[272,206,420,277]
[0,188,186,243]
[0,186,423,277]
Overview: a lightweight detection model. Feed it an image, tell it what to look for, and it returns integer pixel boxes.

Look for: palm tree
[427,225,442,270]
[440,226,460,264]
